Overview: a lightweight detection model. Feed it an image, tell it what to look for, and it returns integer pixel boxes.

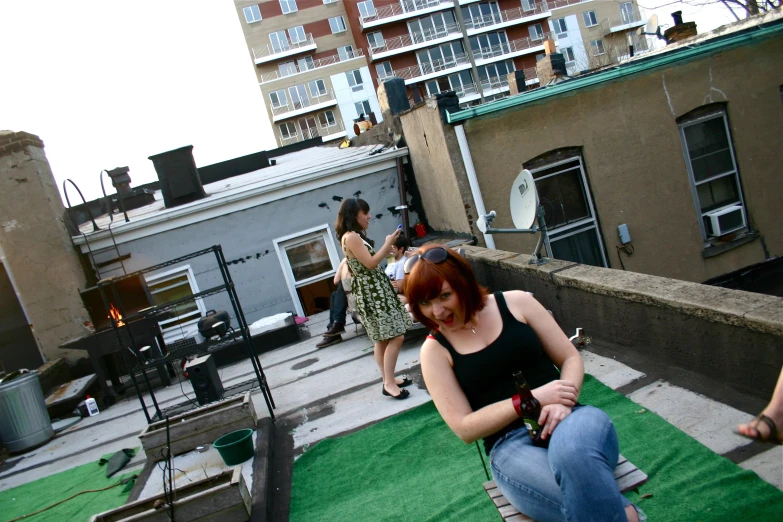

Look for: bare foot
[624,505,640,522]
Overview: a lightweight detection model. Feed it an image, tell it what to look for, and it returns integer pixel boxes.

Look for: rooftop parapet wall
[461,246,783,401]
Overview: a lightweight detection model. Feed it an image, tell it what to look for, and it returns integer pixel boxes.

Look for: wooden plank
[493,495,511,508]
[613,460,638,479]
[616,469,648,493]
[499,504,521,518]
[505,515,534,522]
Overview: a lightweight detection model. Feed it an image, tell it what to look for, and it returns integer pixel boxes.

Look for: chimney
[107,166,132,196]
[148,145,208,209]
[377,77,410,117]
[664,11,697,44]
[507,69,527,95]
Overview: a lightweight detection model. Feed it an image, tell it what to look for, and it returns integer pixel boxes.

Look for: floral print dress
[343,236,412,342]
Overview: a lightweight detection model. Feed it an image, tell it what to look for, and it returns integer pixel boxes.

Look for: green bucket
[214,428,254,466]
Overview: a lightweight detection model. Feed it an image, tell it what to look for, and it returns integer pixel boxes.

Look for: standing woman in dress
[336,198,413,399]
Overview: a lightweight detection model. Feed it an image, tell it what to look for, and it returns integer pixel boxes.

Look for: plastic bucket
[214,428,254,466]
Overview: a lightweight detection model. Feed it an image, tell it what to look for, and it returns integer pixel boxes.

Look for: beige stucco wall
[399,97,479,239]
[458,33,783,282]
[0,132,91,364]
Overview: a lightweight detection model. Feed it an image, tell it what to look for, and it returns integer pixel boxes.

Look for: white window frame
[269,31,290,53]
[358,0,376,18]
[521,0,537,12]
[145,265,206,343]
[279,121,298,140]
[346,69,364,91]
[280,0,298,14]
[273,225,341,317]
[590,39,605,56]
[376,61,394,80]
[355,99,371,117]
[583,10,598,27]
[530,157,608,267]
[561,46,575,63]
[553,18,567,36]
[530,23,544,40]
[323,0,337,3]
[620,2,635,24]
[269,89,288,109]
[279,61,297,77]
[288,25,306,44]
[243,5,262,23]
[678,109,747,241]
[298,55,314,72]
[308,78,327,97]
[367,31,384,49]
[329,16,347,33]
[318,110,337,128]
[337,45,355,61]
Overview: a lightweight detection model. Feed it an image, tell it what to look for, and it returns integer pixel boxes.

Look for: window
[583,10,597,27]
[329,16,347,33]
[461,2,500,30]
[469,31,510,60]
[521,0,537,11]
[279,121,297,140]
[409,11,456,41]
[552,18,567,36]
[298,55,314,72]
[269,31,290,53]
[279,0,297,14]
[318,110,337,128]
[561,46,575,62]
[355,100,371,117]
[590,39,605,55]
[530,23,544,40]
[323,0,337,3]
[367,31,384,49]
[416,40,465,75]
[448,70,476,97]
[358,0,376,18]
[620,2,635,24]
[528,157,607,267]
[308,79,327,98]
[269,89,288,108]
[337,45,355,61]
[346,69,364,91]
[298,116,319,139]
[243,5,262,23]
[146,266,206,342]
[288,25,306,44]
[376,61,393,80]
[678,106,746,240]
[288,84,310,109]
[279,61,297,77]
[477,60,514,89]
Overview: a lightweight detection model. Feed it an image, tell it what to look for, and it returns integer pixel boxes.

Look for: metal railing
[369,23,461,58]
[392,52,470,81]
[252,33,316,62]
[280,119,346,146]
[547,0,591,9]
[463,3,549,31]
[471,31,552,62]
[259,49,364,83]
[360,0,454,27]
[601,10,645,35]
[271,90,336,117]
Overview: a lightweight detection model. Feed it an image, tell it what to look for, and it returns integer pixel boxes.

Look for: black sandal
[382,385,410,400]
[736,414,783,445]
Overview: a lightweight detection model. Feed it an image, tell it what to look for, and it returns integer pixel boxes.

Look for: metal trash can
[0,370,54,452]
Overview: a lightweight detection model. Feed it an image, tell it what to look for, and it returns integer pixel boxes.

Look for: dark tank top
[433,291,560,454]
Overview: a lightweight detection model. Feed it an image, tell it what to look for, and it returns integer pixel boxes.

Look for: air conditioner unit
[705,205,745,237]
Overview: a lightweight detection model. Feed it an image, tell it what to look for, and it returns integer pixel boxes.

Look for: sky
[0,1,739,204]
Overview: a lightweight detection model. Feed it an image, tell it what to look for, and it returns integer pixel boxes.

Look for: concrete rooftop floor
[1,311,781,518]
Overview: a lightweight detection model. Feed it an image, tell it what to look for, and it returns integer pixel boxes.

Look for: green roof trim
[447,21,783,124]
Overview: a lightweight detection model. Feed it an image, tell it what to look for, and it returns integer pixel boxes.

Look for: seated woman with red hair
[404,245,644,522]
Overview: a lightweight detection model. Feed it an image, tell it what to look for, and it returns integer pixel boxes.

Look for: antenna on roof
[637,14,664,39]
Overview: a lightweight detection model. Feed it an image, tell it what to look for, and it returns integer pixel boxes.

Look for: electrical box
[618,224,631,245]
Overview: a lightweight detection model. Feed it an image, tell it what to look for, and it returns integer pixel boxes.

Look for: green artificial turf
[0,451,137,522]
[291,375,783,521]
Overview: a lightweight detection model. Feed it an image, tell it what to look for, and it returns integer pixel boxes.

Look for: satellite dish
[509,169,539,229]
[637,14,663,39]
[476,214,488,234]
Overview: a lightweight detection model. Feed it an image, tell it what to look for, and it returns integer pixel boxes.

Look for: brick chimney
[664,11,698,44]
[535,39,567,86]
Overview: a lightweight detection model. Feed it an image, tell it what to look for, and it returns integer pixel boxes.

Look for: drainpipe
[453,5,485,104]
[396,157,410,237]
[454,124,495,249]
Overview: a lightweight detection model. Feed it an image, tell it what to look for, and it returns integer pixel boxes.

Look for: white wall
[331,66,383,137]
[549,14,588,74]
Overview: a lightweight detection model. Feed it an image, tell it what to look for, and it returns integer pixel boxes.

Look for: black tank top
[433,291,561,454]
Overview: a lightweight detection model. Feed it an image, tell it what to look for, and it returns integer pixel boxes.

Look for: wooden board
[89,466,251,522]
[483,454,648,521]
[138,392,257,458]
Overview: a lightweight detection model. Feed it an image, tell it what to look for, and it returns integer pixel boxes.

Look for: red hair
[404,245,488,331]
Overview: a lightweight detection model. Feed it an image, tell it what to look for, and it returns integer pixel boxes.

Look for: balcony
[463,4,550,36]
[471,32,551,66]
[601,11,646,35]
[454,67,539,102]
[393,52,472,84]
[253,34,317,65]
[368,23,462,61]
[547,0,592,9]
[259,49,365,84]
[360,0,455,30]
[280,120,347,146]
[271,90,337,122]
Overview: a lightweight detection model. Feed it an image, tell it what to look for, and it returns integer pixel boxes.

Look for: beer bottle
[512,370,548,448]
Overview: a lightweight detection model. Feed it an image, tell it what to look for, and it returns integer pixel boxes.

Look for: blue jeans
[489,406,632,522]
[329,285,347,325]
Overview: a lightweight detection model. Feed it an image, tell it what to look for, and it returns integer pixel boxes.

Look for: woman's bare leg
[625,505,639,522]
[738,366,783,442]
[382,335,405,396]
[373,339,388,380]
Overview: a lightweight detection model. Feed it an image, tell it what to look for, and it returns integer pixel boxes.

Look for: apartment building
[234,0,384,147]
[234,0,649,127]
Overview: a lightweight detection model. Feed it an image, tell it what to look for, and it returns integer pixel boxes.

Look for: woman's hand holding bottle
[532,379,578,407]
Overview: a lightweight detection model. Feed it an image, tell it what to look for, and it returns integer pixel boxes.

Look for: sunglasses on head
[403,247,466,275]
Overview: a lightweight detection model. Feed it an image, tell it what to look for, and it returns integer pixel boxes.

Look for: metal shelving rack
[96,245,276,423]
